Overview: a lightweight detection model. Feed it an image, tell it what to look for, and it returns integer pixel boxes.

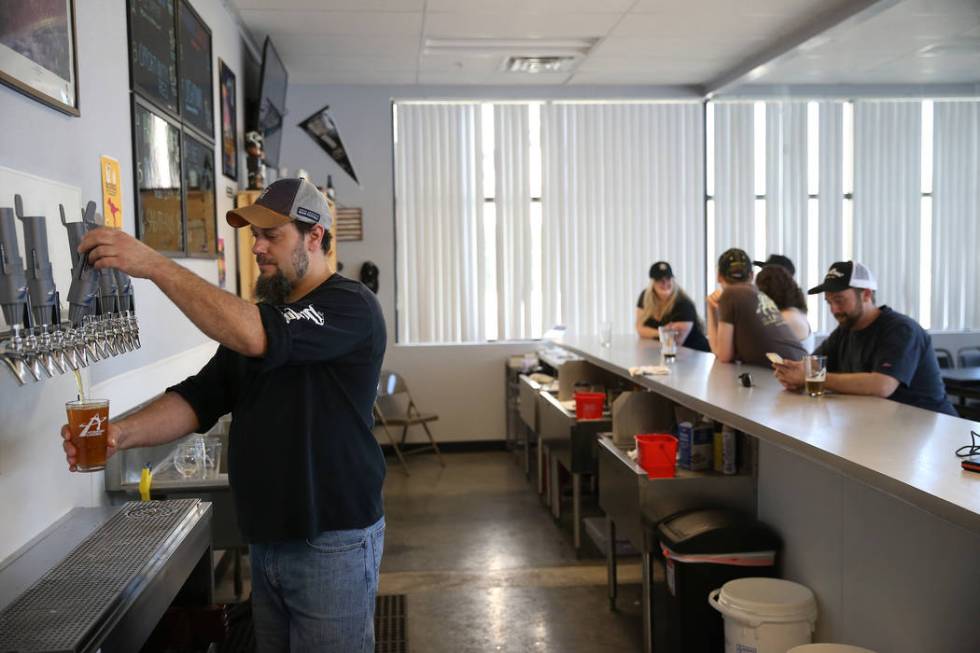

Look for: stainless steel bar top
[555,333,980,535]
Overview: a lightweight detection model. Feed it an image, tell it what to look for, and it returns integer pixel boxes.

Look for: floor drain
[375,593,407,653]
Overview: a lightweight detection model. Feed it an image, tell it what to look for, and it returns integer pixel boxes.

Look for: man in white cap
[62,178,388,651]
[773,261,955,416]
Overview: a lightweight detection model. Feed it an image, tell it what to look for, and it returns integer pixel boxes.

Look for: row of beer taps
[0,195,140,386]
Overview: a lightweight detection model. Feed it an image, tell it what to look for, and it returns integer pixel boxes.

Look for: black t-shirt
[636,290,710,352]
[815,306,956,416]
[168,274,388,542]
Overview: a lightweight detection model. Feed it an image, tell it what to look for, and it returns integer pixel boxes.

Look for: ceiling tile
[577,56,718,77]
[270,33,420,57]
[291,70,417,85]
[233,0,423,11]
[423,11,620,39]
[418,53,505,74]
[425,0,633,12]
[287,54,418,73]
[568,70,699,85]
[240,10,423,36]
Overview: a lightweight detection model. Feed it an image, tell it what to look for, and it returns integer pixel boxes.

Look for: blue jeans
[250,517,385,652]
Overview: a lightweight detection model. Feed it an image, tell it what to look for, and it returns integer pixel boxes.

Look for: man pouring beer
[60,178,388,652]
[772,261,956,416]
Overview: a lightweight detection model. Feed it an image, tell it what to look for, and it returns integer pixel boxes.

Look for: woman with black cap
[635,261,710,352]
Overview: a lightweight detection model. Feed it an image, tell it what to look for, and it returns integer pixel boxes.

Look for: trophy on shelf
[245,130,266,190]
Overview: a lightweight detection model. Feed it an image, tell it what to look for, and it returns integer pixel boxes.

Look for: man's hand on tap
[80,228,171,280]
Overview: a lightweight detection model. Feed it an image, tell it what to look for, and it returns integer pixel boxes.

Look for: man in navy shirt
[61,178,387,651]
[773,261,955,416]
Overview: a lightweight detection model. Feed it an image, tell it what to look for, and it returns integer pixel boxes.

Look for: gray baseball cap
[227,178,332,230]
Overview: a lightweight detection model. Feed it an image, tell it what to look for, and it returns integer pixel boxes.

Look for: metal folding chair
[375,370,446,467]
[957,347,980,369]
[935,348,954,370]
[374,402,410,475]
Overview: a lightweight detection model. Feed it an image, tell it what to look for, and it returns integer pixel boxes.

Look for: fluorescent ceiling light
[505,56,576,74]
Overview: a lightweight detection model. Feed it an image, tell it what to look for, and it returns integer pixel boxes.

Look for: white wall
[278,83,698,444]
[0,0,247,562]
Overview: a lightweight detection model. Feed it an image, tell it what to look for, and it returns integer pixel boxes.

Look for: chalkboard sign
[182,131,216,257]
[133,99,183,254]
[128,0,178,115]
[178,0,212,137]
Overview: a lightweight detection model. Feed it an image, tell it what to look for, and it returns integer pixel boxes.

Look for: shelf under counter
[597,435,757,552]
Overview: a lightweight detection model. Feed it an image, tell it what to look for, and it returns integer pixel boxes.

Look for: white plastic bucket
[708,577,817,653]
[788,645,876,653]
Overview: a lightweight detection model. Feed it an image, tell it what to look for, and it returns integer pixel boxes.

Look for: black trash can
[657,508,781,653]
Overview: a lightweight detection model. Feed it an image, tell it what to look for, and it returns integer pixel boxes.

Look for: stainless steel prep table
[537,389,611,551]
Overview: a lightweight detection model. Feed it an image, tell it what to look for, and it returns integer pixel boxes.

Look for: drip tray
[0,499,201,653]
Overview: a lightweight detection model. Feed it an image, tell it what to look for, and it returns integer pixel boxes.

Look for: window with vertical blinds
[706,98,980,334]
[394,97,980,344]
[393,100,705,344]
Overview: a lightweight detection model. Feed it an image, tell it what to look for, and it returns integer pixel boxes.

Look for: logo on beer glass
[79,414,106,438]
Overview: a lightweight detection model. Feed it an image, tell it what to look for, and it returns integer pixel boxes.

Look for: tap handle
[0,206,29,328]
[22,291,35,330]
[17,195,58,326]
[53,291,62,328]
[116,269,134,313]
[62,202,101,327]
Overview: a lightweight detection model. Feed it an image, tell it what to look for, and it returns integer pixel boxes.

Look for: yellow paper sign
[100,155,122,228]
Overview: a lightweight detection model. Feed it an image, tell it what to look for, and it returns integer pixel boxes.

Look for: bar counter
[558,333,980,534]
[553,333,980,651]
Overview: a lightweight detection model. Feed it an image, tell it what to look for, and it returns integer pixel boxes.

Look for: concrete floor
[216,450,645,652]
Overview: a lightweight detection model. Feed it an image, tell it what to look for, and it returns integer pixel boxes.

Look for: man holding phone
[773,261,955,416]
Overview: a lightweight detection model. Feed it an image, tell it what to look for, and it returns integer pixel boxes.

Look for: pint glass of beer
[66,399,110,472]
[659,326,678,360]
[804,355,827,397]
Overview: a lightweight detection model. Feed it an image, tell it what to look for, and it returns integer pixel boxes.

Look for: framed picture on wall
[219,59,238,181]
[132,96,184,256]
[177,0,212,138]
[182,129,217,257]
[127,0,178,116]
[0,0,80,115]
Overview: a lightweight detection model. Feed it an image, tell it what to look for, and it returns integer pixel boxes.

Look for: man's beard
[254,243,310,305]
[834,304,863,330]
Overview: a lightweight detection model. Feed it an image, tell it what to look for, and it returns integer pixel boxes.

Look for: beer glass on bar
[65,399,110,471]
[599,322,613,348]
[804,355,827,397]
[659,326,678,361]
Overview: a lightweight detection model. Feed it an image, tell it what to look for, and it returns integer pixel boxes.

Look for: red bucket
[574,392,606,420]
[635,433,678,478]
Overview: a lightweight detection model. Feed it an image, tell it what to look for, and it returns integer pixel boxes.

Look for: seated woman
[635,261,710,352]
[755,264,815,353]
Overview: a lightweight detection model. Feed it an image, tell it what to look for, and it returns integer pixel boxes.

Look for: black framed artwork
[132,97,184,256]
[182,130,217,257]
[219,58,237,180]
[0,0,80,115]
[127,0,178,116]
[177,0,212,138]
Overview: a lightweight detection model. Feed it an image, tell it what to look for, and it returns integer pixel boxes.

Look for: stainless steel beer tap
[0,206,33,384]
[15,195,63,376]
[96,267,121,356]
[116,269,140,350]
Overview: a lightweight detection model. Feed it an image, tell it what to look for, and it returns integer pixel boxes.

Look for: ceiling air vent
[505,56,577,74]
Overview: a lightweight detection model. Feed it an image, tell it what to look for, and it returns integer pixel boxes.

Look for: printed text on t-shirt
[281,305,325,326]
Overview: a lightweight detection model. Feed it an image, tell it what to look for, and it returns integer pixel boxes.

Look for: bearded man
[61,178,388,651]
